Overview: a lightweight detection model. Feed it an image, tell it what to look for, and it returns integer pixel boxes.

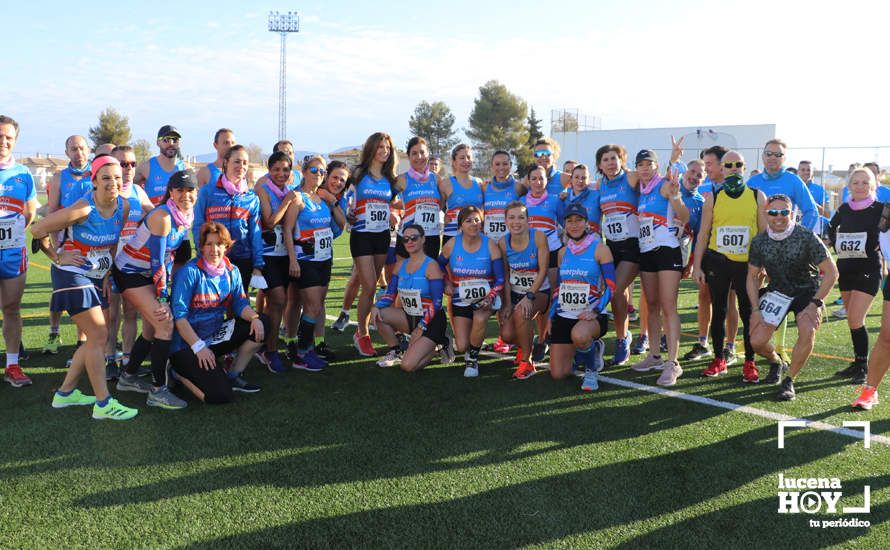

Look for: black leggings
[702,250,754,361]
[170,316,268,404]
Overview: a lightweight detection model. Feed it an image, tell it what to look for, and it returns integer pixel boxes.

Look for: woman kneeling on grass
[498,201,550,379]
[371,224,448,371]
[169,222,267,404]
[546,203,615,392]
[31,154,138,420]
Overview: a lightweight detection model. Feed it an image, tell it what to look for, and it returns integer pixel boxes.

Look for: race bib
[603,213,629,241]
[836,232,867,259]
[208,319,236,346]
[639,217,655,249]
[365,202,389,232]
[758,290,793,326]
[415,203,440,234]
[84,248,113,279]
[271,226,287,255]
[510,270,536,293]
[559,282,590,313]
[716,226,750,256]
[0,216,25,250]
[399,288,423,317]
[313,228,334,261]
[485,213,507,240]
[457,278,490,304]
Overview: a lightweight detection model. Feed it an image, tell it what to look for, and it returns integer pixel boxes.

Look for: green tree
[516,107,544,175]
[88,107,132,149]
[408,101,459,159]
[131,139,152,163]
[466,80,529,176]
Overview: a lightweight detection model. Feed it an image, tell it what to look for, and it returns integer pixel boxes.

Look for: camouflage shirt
[749,225,829,296]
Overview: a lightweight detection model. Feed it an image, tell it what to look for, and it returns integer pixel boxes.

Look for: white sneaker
[376,348,402,368]
[630,354,664,372]
[657,361,683,386]
[463,361,479,378]
[832,306,848,319]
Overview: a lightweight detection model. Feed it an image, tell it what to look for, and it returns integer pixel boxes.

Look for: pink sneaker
[852,386,879,410]
[492,337,512,354]
[353,333,376,357]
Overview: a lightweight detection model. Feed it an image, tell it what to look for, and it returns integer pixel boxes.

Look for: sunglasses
[403,234,422,242]
[119,161,137,168]
[723,161,744,169]
[534,150,552,158]
[767,209,791,217]
[764,151,784,158]
[308,166,326,175]
[160,137,180,144]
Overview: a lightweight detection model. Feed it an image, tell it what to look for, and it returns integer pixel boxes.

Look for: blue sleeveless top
[400,173,441,236]
[598,170,639,243]
[58,167,92,208]
[545,167,564,195]
[555,239,605,320]
[449,234,493,307]
[505,230,549,293]
[145,156,186,205]
[295,192,334,262]
[352,173,393,233]
[483,177,518,240]
[59,193,125,280]
[444,176,484,236]
[637,178,679,252]
[262,182,290,257]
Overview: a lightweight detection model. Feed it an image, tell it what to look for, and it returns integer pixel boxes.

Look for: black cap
[564,202,588,221]
[157,125,181,139]
[168,170,196,189]
[635,149,657,166]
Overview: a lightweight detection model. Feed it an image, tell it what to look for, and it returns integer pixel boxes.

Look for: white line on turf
[324,315,890,446]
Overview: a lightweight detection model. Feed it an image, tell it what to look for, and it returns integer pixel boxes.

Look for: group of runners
[0,113,887,421]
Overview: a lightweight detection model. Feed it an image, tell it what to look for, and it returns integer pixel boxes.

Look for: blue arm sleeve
[425,278,444,325]
[170,264,193,320]
[374,274,399,309]
[596,261,617,314]
[249,199,265,268]
[148,233,169,301]
[192,186,207,243]
[488,259,505,300]
[437,254,449,274]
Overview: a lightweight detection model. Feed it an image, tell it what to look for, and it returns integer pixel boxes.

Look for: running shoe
[852,386,879,410]
[831,306,847,319]
[512,360,536,380]
[591,340,605,373]
[147,385,188,410]
[778,376,796,401]
[611,333,631,366]
[656,360,683,386]
[836,360,864,378]
[105,357,120,381]
[580,368,599,391]
[397,333,410,353]
[851,363,868,386]
[659,335,667,354]
[51,389,96,408]
[631,354,664,373]
[513,347,523,366]
[229,374,261,393]
[315,342,336,362]
[492,337,512,354]
[440,334,456,365]
[4,365,32,387]
[92,398,138,420]
[531,336,548,363]
[701,357,727,377]
[353,333,376,357]
[628,307,639,322]
[630,335,649,355]
[684,342,711,361]
[764,361,787,385]
[723,346,738,366]
[116,372,153,394]
[42,333,61,355]
[377,348,402,368]
[742,360,760,384]
[331,311,350,332]
[294,350,327,372]
[831,296,844,306]
[463,359,479,378]
[265,350,288,374]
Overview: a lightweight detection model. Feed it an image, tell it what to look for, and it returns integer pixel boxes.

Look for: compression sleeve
[148,234,169,301]
[374,274,399,310]
[596,261,617,314]
[424,278,445,325]
[437,254,450,280]
[487,258,505,301]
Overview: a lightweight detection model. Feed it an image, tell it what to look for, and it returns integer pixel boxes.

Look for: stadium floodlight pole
[268,10,300,141]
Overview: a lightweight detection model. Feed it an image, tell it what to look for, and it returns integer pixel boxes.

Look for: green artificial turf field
[0,237,887,549]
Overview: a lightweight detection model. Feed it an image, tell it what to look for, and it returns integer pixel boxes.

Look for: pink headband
[90,155,120,179]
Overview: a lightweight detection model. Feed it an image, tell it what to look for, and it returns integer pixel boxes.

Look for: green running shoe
[92,398,138,420]
[43,333,61,355]
[52,389,97,408]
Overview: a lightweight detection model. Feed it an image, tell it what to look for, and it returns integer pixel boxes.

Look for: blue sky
[7,0,888,158]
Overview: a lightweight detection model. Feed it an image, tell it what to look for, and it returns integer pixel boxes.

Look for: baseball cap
[168,170,197,189]
[157,125,182,139]
[564,202,588,220]
[635,149,657,166]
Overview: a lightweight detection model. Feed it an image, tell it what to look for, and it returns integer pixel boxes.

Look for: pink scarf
[0,155,14,170]
[639,173,662,195]
[266,181,287,201]
[199,257,227,277]
[526,190,549,207]
[407,166,430,182]
[222,174,247,195]
[567,232,596,255]
[767,218,796,241]
[847,193,876,211]
[166,198,194,229]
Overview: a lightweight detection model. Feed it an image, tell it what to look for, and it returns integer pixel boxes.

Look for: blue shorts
[50,265,108,316]
[0,247,28,279]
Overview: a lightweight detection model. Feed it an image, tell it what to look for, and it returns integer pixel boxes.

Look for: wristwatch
[525,291,535,301]
[810,298,824,308]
